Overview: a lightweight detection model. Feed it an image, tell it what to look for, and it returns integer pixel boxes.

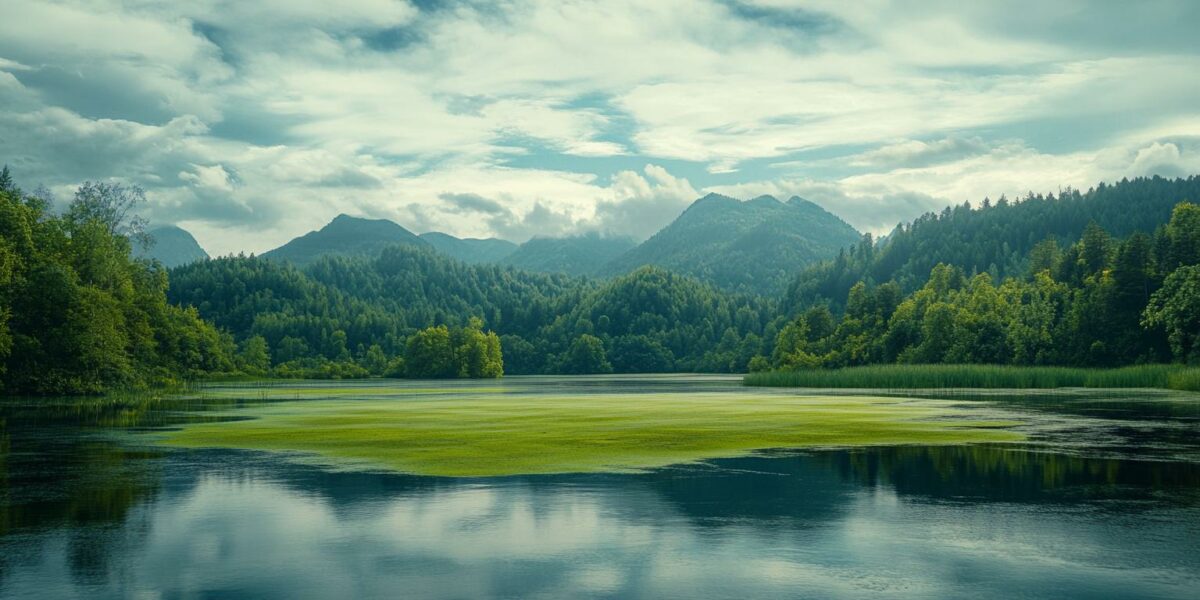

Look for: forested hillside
[418,232,516,264]
[607,193,860,294]
[170,245,777,376]
[262,214,428,266]
[4,161,1197,393]
[500,233,636,276]
[786,176,1200,312]
[0,173,232,394]
[767,197,1200,370]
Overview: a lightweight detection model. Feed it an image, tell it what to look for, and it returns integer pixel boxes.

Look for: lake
[1,375,1198,599]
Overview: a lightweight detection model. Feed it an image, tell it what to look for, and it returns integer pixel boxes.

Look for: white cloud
[716,137,1200,234]
[0,0,1198,255]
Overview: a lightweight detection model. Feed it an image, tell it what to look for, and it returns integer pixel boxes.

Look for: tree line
[768,201,1200,370]
[168,247,778,378]
[3,164,1198,394]
[0,170,231,394]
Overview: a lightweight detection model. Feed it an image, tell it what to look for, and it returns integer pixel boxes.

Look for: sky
[2,0,1199,255]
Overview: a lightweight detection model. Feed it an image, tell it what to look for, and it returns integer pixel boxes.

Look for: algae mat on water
[155,391,1024,477]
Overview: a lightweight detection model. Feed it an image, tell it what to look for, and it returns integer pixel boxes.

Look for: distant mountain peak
[604,192,861,294]
[135,225,209,268]
[748,194,782,206]
[695,192,737,203]
[262,213,426,266]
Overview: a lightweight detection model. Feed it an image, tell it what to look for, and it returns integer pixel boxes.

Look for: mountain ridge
[419,231,517,264]
[137,225,209,268]
[261,214,428,266]
[604,193,861,294]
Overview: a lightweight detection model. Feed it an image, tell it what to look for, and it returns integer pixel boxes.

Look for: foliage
[1143,265,1200,363]
[170,252,775,376]
[763,195,1200,373]
[0,174,233,394]
[502,232,635,276]
[403,319,503,379]
[559,334,613,374]
[744,364,1195,390]
[784,176,1200,312]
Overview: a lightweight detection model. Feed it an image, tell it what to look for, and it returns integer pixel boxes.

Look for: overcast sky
[2,1,1199,254]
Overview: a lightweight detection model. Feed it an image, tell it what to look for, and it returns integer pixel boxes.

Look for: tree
[609,335,674,373]
[362,344,389,376]
[747,356,771,372]
[67,181,150,248]
[455,318,503,378]
[560,334,612,374]
[1165,201,1200,269]
[1143,265,1200,363]
[238,335,271,375]
[1077,222,1113,277]
[0,174,233,394]
[1027,238,1062,277]
[771,315,819,369]
[404,325,456,378]
[0,165,15,194]
[914,302,956,363]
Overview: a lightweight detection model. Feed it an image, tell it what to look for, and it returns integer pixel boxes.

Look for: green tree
[404,325,456,378]
[1077,222,1113,277]
[1143,265,1200,363]
[454,318,503,378]
[771,315,820,369]
[560,334,612,374]
[238,335,271,375]
[67,181,150,248]
[0,165,14,194]
[914,302,956,363]
[362,344,389,376]
[610,335,674,373]
[1165,201,1200,269]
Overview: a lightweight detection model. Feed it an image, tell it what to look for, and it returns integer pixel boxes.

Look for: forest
[2,164,1199,394]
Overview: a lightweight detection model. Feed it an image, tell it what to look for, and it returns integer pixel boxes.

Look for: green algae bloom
[153,383,1024,477]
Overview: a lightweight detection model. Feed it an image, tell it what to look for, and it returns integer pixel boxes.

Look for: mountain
[501,234,636,277]
[137,225,209,268]
[419,232,517,264]
[262,214,428,266]
[605,193,861,294]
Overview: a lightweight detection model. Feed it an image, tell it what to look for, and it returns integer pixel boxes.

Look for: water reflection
[1,382,1199,599]
[1,443,1197,599]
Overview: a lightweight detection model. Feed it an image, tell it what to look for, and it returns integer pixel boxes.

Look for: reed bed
[744,364,1200,390]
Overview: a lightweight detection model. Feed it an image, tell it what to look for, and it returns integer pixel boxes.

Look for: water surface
[1,376,1198,599]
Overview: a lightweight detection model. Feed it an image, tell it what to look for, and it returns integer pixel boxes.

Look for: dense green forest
[3,163,1198,394]
[0,170,232,394]
[785,176,1200,312]
[169,247,777,376]
[767,198,1200,370]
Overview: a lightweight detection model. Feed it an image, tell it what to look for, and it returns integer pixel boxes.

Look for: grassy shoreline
[744,364,1200,391]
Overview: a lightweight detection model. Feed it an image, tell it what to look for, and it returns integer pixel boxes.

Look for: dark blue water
[1,379,1198,599]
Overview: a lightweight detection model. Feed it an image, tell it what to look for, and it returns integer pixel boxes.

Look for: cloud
[0,1,1198,255]
[439,192,509,215]
[589,164,699,240]
[716,137,1200,234]
[842,136,995,169]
